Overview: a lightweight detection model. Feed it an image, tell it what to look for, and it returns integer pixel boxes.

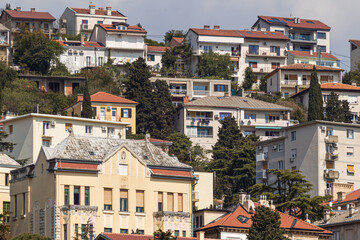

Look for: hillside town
[0,2,359,240]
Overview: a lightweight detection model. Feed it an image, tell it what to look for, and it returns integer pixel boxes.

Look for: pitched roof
[5,10,55,21]
[189,28,242,37]
[70,8,125,17]
[172,37,184,44]
[316,208,360,227]
[258,16,330,31]
[0,153,20,167]
[330,188,360,205]
[349,39,360,47]
[291,82,360,99]
[189,28,288,40]
[237,30,289,40]
[184,96,292,111]
[96,233,216,240]
[288,50,338,60]
[201,204,331,235]
[98,24,146,34]
[56,40,105,48]
[78,92,138,104]
[147,46,170,52]
[278,63,343,71]
[150,168,193,178]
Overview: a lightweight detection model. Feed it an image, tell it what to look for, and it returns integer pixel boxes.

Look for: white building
[1,113,129,163]
[255,121,360,198]
[287,50,340,68]
[185,26,289,85]
[59,5,127,39]
[90,23,146,65]
[146,46,170,72]
[349,39,360,71]
[0,23,9,62]
[57,38,106,74]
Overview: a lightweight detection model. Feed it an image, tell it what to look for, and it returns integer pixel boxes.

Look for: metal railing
[288,35,316,41]
[187,134,213,138]
[170,89,187,94]
[193,90,209,95]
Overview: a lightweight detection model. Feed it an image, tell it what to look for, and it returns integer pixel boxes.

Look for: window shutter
[104,188,112,205]
[158,192,163,203]
[136,190,144,207]
[214,85,218,91]
[121,109,124,118]
[167,193,174,211]
[128,109,132,118]
[225,85,228,92]
[120,189,128,198]
[178,194,183,212]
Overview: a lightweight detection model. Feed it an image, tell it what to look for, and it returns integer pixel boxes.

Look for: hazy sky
[4,0,358,70]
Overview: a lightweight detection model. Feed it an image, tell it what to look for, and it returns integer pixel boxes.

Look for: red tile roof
[147,138,172,144]
[320,82,360,91]
[57,162,98,170]
[99,24,146,34]
[97,233,216,240]
[288,50,338,60]
[71,8,125,17]
[334,188,360,204]
[278,64,343,71]
[150,168,193,178]
[237,30,289,40]
[349,39,360,47]
[147,46,170,52]
[190,28,241,37]
[258,16,330,31]
[189,28,288,40]
[56,40,105,48]
[201,204,331,235]
[172,37,184,44]
[77,92,138,105]
[5,10,55,21]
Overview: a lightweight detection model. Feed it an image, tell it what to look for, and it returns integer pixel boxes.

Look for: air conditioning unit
[101,126,107,131]
[258,146,263,150]
[291,153,297,158]
[107,106,111,110]
[272,145,277,150]
[50,120,56,126]
[321,126,326,131]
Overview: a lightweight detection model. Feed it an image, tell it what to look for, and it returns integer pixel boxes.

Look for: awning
[255,126,282,130]
[186,125,212,128]
[347,165,355,174]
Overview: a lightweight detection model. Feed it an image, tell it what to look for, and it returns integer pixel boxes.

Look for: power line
[331,51,350,59]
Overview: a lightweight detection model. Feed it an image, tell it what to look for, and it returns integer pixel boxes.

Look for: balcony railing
[325,135,338,144]
[288,35,317,42]
[246,50,286,57]
[193,90,209,95]
[325,152,339,161]
[187,134,213,138]
[282,80,298,86]
[256,153,268,162]
[170,89,187,94]
[186,117,213,121]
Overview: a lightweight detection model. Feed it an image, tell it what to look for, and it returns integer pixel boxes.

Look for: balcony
[192,191,199,202]
[256,170,268,180]
[251,68,272,74]
[325,152,339,161]
[187,134,213,138]
[256,153,268,162]
[170,89,187,95]
[193,90,209,96]
[288,34,317,42]
[240,119,290,127]
[281,80,298,86]
[325,135,338,144]
[246,50,286,58]
[324,169,339,180]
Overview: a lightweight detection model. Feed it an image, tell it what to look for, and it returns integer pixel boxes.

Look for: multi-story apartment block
[266,64,343,98]
[57,38,106,74]
[10,135,195,239]
[1,113,129,163]
[65,92,138,134]
[0,23,9,63]
[349,39,360,71]
[149,77,232,106]
[255,121,360,198]
[252,16,331,53]
[287,50,340,68]
[174,95,292,150]
[146,46,170,72]
[185,26,289,85]
[292,83,360,121]
[59,5,127,38]
[90,23,146,65]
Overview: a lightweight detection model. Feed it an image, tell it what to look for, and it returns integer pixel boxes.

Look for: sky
[4,0,359,70]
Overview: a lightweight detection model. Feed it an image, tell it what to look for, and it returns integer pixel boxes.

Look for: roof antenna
[290,13,293,18]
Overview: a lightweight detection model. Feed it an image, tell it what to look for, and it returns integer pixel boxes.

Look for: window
[111,108,117,121]
[348,95,358,104]
[64,186,69,205]
[85,187,90,206]
[278,160,284,170]
[22,193,25,215]
[158,192,163,211]
[178,193,183,212]
[8,125,13,134]
[167,193,174,211]
[81,224,86,239]
[86,56,91,67]
[104,188,112,210]
[49,82,60,92]
[244,131,255,136]
[147,54,155,61]
[174,230,179,236]
[271,62,280,69]
[326,127,333,136]
[97,21,103,24]
[137,230,144,235]
[194,216,203,228]
[318,32,326,39]
[182,231,186,237]
[347,165,355,175]
[347,147,354,156]
[74,186,80,205]
[120,189,128,212]
[108,127,115,137]
[82,20,88,24]
[291,166,296,171]
[318,45,326,52]
[85,125,93,134]
[65,123,72,131]
[75,224,79,240]
[326,144,334,153]
[347,129,354,139]
[118,164,128,176]
[14,195,17,217]
[5,173,9,186]
[291,148,297,158]
[333,231,340,240]
[249,61,258,68]
[63,224,67,240]
[326,162,334,169]
[291,131,296,141]
[104,228,112,233]
[219,112,232,120]
[278,144,284,152]
[214,84,228,92]
[323,95,330,103]
[3,202,10,222]
[245,114,256,121]
[121,108,132,118]
[249,45,259,54]
[42,138,50,147]
[100,107,105,120]
[136,190,144,212]
[203,45,212,52]
[120,229,128,234]
[43,121,50,134]
[98,57,103,66]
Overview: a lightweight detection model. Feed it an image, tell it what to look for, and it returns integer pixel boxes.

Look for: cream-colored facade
[193,172,213,210]
[10,136,194,239]
[255,121,360,198]
[1,113,129,163]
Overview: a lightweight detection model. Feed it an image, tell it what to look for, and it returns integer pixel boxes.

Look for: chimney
[324,209,330,223]
[204,25,210,30]
[352,82,357,86]
[16,7,21,11]
[349,203,355,217]
[196,231,205,240]
[183,96,189,104]
[224,92,229,98]
[145,133,150,143]
[30,8,35,12]
[214,25,220,30]
[80,34,85,43]
[243,194,254,212]
[239,190,246,205]
[89,4,96,14]
[270,200,275,210]
[305,213,311,223]
[106,6,112,16]
[98,7,104,11]
[259,195,269,207]
[77,93,84,102]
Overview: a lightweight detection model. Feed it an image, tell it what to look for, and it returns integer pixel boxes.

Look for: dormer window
[116,25,127,30]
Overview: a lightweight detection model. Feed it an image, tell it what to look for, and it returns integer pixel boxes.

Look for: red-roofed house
[146,45,170,71]
[169,37,184,47]
[349,39,360,71]
[288,50,340,68]
[65,91,138,134]
[59,5,128,38]
[252,16,331,54]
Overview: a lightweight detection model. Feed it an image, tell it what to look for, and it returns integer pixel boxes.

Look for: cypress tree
[307,66,324,121]
[325,92,343,122]
[242,67,257,90]
[81,80,94,118]
[342,100,352,123]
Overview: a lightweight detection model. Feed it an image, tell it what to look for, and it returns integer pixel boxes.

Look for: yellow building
[66,92,138,134]
[10,135,194,239]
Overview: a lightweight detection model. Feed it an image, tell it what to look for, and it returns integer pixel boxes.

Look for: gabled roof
[172,37,184,44]
[278,64,343,71]
[147,46,170,52]
[95,233,216,240]
[316,208,360,227]
[237,30,289,40]
[189,28,288,40]
[98,24,146,34]
[0,153,20,167]
[4,10,55,21]
[70,7,125,17]
[78,92,138,104]
[349,39,360,48]
[333,188,360,205]
[288,50,338,60]
[291,83,360,98]
[56,40,105,48]
[258,16,330,31]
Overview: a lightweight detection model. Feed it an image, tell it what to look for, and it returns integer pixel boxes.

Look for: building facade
[349,39,360,71]
[65,92,137,134]
[0,23,9,63]
[255,121,360,198]
[193,172,214,210]
[287,50,340,68]
[146,46,170,72]
[10,136,194,239]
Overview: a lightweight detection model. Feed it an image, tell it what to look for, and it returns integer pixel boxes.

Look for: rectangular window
[22,193,25,215]
[120,229,128,234]
[64,186,69,205]
[244,114,256,121]
[81,224,86,239]
[3,202,10,222]
[147,54,155,61]
[121,108,132,118]
[278,144,284,152]
[65,123,72,131]
[271,62,280,69]
[214,84,228,92]
[174,230,179,236]
[98,57,103,66]
[326,162,333,169]
[120,189,128,212]
[85,125,93,134]
[347,147,354,156]
[86,56,91,66]
[118,164,128,176]
[249,45,259,54]
[138,230,144,235]
[167,193,174,211]
[319,45,326,52]
[136,190,144,212]
[9,125,13,134]
[5,173,9,186]
[104,228,112,233]
[158,192,163,211]
[347,129,354,139]
[97,21,103,24]
[291,166,296,171]
[318,32,326,39]
[291,148,297,158]
[75,224,79,240]
[291,131,296,141]
[63,224,67,240]
[104,188,112,210]
[82,20,88,24]
[178,193,183,212]
[182,231,186,237]
[43,121,50,135]
[278,160,284,170]
[14,195,17,217]
[90,225,93,240]
[108,127,115,137]
[249,61,258,68]
[219,112,232,120]
[74,186,80,205]
[326,143,334,153]
[85,187,90,206]
[42,138,51,147]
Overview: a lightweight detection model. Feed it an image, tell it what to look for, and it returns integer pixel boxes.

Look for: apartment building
[59,5,127,38]
[1,113,129,163]
[292,83,360,121]
[90,23,146,65]
[349,39,360,71]
[255,121,360,198]
[252,16,331,53]
[174,95,292,150]
[287,50,340,68]
[146,46,170,72]
[10,135,195,239]
[193,172,214,210]
[149,77,232,106]
[185,26,289,85]
[57,38,106,74]
[266,64,343,98]
[65,92,138,134]
[0,24,9,62]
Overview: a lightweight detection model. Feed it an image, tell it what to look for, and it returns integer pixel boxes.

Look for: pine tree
[242,67,257,90]
[167,132,192,162]
[124,58,155,134]
[307,66,324,121]
[259,76,267,92]
[342,100,352,123]
[81,80,94,118]
[325,92,343,122]
[342,71,352,85]
[152,80,176,139]
[247,206,288,240]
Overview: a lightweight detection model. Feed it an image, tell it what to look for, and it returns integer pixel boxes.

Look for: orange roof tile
[147,46,170,52]
[349,39,360,47]
[237,30,289,40]
[77,92,138,105]
[172,37,184,44]
[150,168,193,178]
[320,82,360,91]
[288,50,338,60]
[190,28,288,40]
[56,40,105,48]
[99,24,146,34]
[258,16,330,31]
[97,233,217,240]
[190,28,241,37]
[334,188,360,204]
[71,8,125,17]
[5,10,55,21]
[279,64,343,71]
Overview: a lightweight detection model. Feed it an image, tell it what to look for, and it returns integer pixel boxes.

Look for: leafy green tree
[13,28,64,74]
[0,62,17,107]
[154,229,177,240]
[342,100,352,123]
[12,233,51,240]
[161,49,177,70]
[196,52,232,79]
[49,61,70,76]
[0,131,13,152]
[5,3,11,10]
[247,206,288,240]
[81,80,94,118]
[124,58,155,134]
[249,169,330,221]
[0,213,9,239]
[75,218,93,240]
[161,42,191,77]
[259,76,267,92]
[308,66,324,121]
[145,38,165,46]
[167,132,192,162]
[325,92,345,122]
[152,80,176,139]
[242,67,257,90]
[275,99,307,123]
[164,30,184,44]
[342,71,352,85]
[81,66,122,95]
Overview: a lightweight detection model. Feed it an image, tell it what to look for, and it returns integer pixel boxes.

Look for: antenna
[290,13,293,18]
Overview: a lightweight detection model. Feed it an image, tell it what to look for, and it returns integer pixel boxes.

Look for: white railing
[170,89,187,94]
[193,90,210,96]
[256,153,268,162]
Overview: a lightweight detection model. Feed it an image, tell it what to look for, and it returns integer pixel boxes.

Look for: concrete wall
[194,172,213,210]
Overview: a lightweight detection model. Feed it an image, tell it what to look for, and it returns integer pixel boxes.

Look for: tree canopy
[196,52,232,79]
[324,92,352,123]
[164,30,184,44]
[154,229,177,240]
[12,233,51,240]
[307,66,324,121]
[242,67,257,90]
[81,80,94,118]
